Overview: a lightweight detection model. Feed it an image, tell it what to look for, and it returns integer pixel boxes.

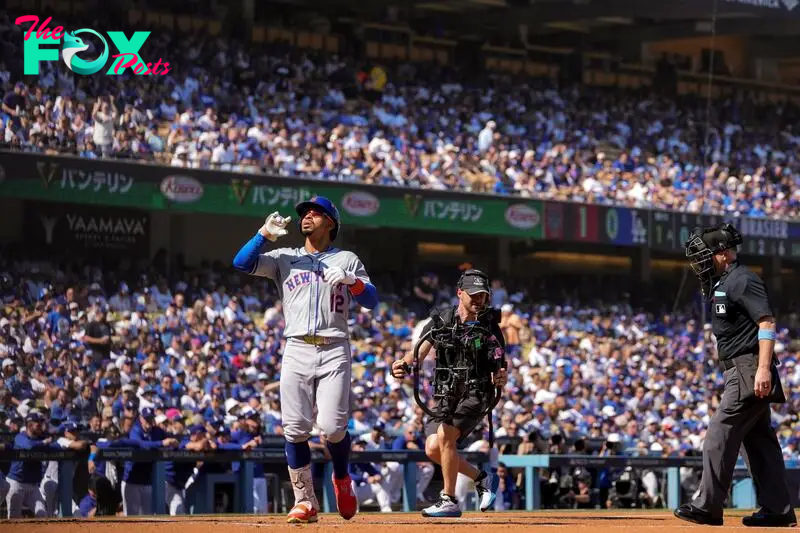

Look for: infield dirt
[0,509,781,533]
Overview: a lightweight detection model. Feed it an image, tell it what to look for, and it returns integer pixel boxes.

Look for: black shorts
[429,391,488,442]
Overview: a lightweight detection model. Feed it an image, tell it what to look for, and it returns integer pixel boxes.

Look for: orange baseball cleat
[332,474,357,520]
[287,501,318,524]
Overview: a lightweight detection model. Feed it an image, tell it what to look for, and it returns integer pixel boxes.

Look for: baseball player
[0,469,9,511]
[120,407,179,515]
[7,412,59,518]
[233,196,379,523]
[41,421,90,516]
[349,439,392,512]
[232,408,268,513]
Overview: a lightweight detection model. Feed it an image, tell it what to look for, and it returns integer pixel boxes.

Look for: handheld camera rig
[405,308,505,445]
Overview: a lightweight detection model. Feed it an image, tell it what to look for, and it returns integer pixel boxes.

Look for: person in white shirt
[91,97,117,157]
[478,121,495,153]
[203,294,220,323]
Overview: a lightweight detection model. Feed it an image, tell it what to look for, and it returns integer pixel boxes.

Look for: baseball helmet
[295,195,340,240]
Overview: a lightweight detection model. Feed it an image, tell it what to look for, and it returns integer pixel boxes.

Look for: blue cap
[216,426,230,437]
[124,400,138,411]
[26,411,45,423]
[61,421,78,433]
[374,421,386,432]
[140,407,155,420]
[189,424,205,435]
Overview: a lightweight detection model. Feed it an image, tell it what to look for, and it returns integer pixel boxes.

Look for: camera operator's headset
[406,268,504,445]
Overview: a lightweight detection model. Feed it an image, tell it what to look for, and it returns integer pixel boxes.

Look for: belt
[720,353,755,371]
[299,335,336,346]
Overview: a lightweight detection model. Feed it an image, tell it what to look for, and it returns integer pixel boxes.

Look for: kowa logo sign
[16,15,172,76]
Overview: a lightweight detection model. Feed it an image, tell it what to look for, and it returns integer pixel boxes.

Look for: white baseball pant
[121,481,152,516]
[165,482,185,515]
[0,474,9,507]
[280,338,352,443]
[385,462,434,503]
[41,475,59,516]
[6,478,47,518]
[253,477,267,513]
[352,479,392,512]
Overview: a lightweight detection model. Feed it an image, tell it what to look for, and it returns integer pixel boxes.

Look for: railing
[2,449,793,515]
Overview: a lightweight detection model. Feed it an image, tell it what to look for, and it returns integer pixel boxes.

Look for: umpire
[676,224,796,528]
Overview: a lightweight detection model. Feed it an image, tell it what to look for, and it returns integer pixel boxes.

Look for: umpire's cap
[295,196,340,241]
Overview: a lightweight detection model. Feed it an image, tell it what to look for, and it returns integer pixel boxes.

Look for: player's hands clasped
[323,266,356,286]
[260,211,292,242]
[492,368,508,387]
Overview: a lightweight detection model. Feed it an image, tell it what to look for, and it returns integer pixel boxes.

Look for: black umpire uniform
[676,224,796,528]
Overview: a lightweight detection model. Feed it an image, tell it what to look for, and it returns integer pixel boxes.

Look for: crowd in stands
[3,6,800,514]
[1,245,800,515]
[3,11,800,220]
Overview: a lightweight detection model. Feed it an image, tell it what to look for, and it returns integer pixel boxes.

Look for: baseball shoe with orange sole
[332,474,357,520]
[287,501,318,524]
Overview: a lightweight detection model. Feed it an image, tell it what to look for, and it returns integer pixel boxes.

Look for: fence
[3,448,797,516]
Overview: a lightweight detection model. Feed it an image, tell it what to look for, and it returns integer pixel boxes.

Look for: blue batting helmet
[295,195,340,240]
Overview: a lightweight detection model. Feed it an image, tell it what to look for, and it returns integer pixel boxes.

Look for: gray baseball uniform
[251,246,371,442]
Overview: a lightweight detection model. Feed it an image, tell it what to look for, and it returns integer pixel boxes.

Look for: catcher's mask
[684,223,743,297]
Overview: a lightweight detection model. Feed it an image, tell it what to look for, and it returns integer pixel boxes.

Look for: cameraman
[392,269,507,518]
[558,468,593,509]
[596,433,623,508]
[606,467,642,509]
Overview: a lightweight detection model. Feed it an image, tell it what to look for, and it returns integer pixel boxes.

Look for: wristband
[758,329,776,341]
[88,453,96,462]
[348,278,366,296]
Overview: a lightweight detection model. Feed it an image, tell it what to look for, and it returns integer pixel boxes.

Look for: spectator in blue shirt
[495,463,518,510]
[78,481,97,518]
[45,297,71,346]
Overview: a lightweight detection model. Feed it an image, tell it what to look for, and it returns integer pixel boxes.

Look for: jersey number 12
[330,292,345,314]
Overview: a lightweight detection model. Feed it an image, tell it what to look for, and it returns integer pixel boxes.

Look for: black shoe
[674,504,723,526]
[742,509,797,528]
